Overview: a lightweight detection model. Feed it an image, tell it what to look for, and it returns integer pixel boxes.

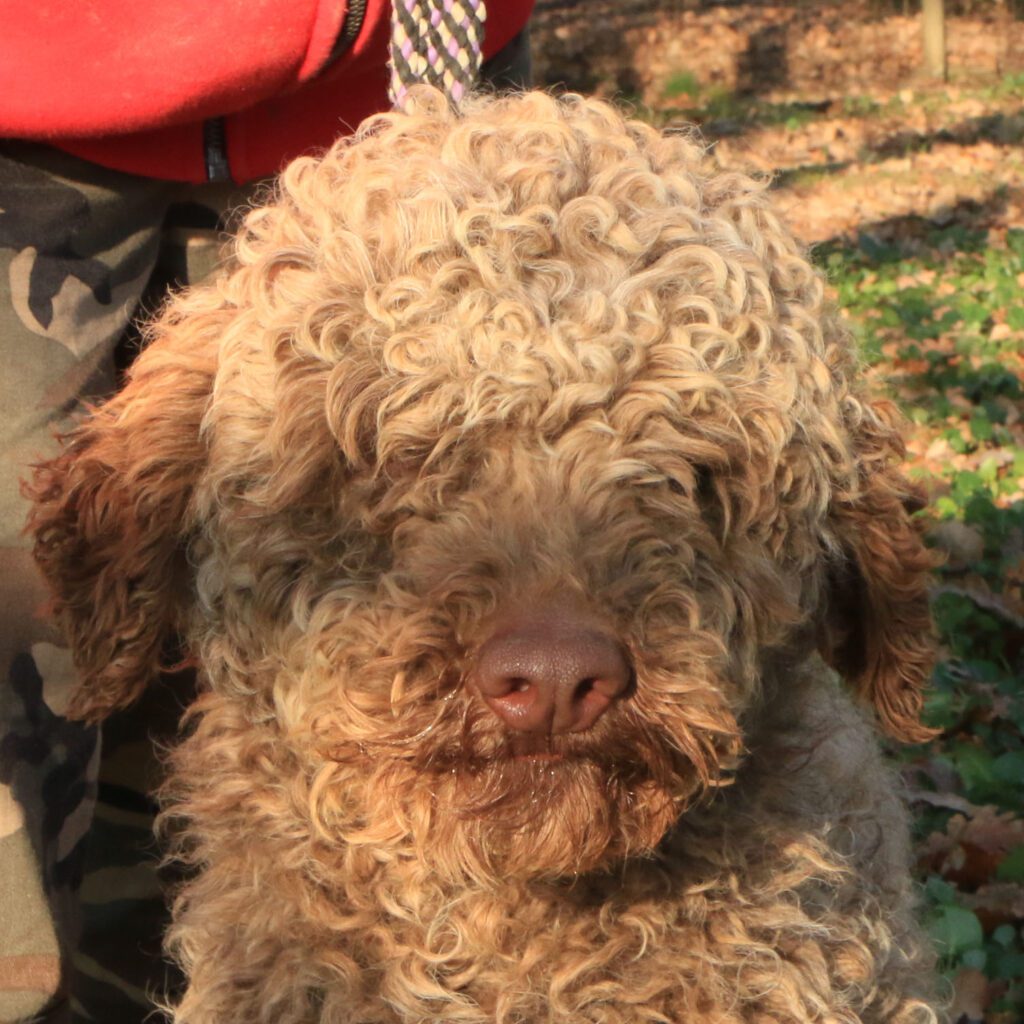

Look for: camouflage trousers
[0,142,259,1024]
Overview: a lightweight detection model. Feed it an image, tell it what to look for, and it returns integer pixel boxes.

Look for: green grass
[657,69,834,130]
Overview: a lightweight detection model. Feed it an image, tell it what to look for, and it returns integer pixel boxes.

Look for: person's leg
[66,181,259,1024]
[0,142,172,1024]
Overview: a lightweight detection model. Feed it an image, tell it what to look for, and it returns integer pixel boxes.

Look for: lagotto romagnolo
[30,89,940,1023]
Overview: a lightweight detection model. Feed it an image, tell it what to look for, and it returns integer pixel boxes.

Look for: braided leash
[389,0,487,109]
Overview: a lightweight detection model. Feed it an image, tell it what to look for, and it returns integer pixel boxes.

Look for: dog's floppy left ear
[823,398,939,743]
[26,305,219,724]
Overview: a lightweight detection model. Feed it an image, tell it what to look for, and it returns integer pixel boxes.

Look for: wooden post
[922,0,947,80]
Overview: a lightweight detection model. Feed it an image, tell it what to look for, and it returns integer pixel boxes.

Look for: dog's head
[27,90,935,883]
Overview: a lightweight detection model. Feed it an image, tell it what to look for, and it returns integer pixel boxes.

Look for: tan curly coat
[29,89,940,1023]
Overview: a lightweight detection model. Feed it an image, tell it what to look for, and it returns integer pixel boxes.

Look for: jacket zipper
[328,0,368,65]
[204,1,369,182]
[204,116,230,183]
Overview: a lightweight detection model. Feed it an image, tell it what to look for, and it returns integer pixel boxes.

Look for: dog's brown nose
[473,610,631,735]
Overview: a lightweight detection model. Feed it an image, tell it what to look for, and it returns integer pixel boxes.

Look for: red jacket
[1,0,533,183]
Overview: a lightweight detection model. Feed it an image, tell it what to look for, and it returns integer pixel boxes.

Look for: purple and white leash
[388,0,487,109]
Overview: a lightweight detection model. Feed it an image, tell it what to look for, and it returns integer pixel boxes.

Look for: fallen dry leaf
[917,807,1024,890]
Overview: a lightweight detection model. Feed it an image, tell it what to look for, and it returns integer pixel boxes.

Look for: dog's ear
[823,397,939,743]
[26,306,219,724]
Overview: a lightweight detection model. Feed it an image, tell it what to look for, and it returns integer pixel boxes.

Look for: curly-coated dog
[29,89,940,1024]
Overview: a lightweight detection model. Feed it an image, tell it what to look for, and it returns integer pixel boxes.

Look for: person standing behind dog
[0,4,533,1021]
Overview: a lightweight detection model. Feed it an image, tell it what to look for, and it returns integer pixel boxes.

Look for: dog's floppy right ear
[822,397,939,744]
[26,302,220,723]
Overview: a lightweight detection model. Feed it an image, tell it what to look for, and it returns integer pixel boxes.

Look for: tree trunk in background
[922,0,948,79]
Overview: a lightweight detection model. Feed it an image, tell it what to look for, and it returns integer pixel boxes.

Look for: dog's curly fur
[28,89,940,1023]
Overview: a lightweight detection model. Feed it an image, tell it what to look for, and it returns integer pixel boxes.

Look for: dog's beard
[424,759,686,881]
[365,705,723,884]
